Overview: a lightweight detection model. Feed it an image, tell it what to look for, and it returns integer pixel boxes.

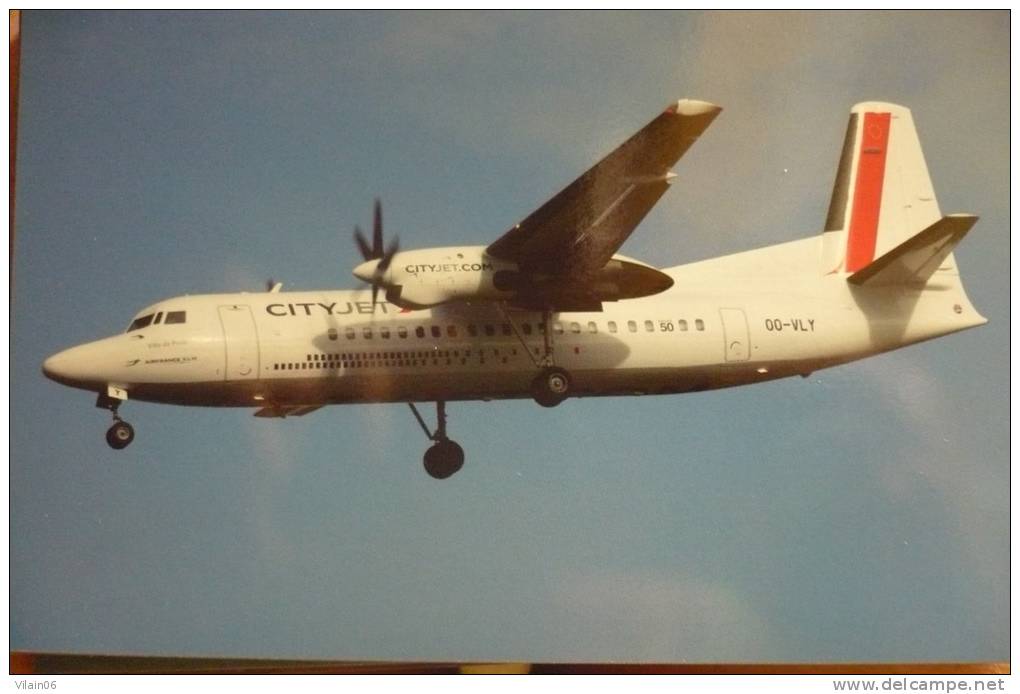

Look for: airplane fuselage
[42,236,985,411]
[39,99,987,476]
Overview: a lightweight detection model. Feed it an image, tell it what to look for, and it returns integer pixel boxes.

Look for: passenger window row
[272,346,522,372]
[324,318,706,341]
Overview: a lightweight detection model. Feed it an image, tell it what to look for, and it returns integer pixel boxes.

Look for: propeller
[353,198,399,305]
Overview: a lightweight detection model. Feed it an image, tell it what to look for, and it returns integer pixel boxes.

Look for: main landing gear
[531,366,571,408]
[97,393,134,450]
[498,303,573,408]
[409,401,464,480]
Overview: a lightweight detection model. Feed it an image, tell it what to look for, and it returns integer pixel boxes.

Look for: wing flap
[253,405,323,418]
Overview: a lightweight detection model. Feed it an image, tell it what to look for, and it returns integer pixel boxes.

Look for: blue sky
[11,11,1008,662]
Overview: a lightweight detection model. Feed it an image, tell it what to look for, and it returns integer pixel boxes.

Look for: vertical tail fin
[820,102,943,274]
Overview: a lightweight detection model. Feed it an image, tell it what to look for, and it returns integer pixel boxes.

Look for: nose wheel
[409,401,464,479]
[106,420,135,450]
[97,392,135,450]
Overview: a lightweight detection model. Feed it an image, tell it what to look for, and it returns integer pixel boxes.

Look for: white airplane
[43,98,985,479]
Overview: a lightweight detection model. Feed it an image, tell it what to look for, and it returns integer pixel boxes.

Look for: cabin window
[570,322,581,334]
[127,314,155,332]
[645,320,654,332]
[627,320,637,333]
[695,319,705,331]
[381,327,390,339]
[345,327,356,340]
[431,326,441,338]
[484,324,495,337]
[447,325,458,337]
[608,321,617,333]
[363,327,373,339]
[164,311,187,325]
[554,323,564,335]
[678,319,688,331]
[415,326,425,338]
[398,326,408,338]
[502,323,512,336]
[522,323,533,335]
[328,328,338,341]
[468,324,478,337]
[588,321,598,334]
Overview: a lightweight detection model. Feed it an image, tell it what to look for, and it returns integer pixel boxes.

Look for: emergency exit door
[218,304,260,379]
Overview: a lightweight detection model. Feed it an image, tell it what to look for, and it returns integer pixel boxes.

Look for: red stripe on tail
[845,112,891,272]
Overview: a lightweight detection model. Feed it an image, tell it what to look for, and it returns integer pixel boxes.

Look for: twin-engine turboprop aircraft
[43,99,986,479]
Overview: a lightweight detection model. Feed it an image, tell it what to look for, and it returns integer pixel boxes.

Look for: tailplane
[847,214,977,287]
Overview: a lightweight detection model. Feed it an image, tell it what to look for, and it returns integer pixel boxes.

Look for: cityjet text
[266,302,391,317]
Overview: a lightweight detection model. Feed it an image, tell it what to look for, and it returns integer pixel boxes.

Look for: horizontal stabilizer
[253,405,323,418]
[847,214,978,287]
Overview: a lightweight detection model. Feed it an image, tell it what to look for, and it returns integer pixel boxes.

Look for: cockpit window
[128,310,185,332]
[127,314,155,332]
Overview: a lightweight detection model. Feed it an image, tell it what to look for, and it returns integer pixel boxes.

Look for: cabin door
[719,308,750,362]
[218,304,260,380]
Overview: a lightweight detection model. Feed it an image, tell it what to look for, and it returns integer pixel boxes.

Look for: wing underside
[486,99,722,280]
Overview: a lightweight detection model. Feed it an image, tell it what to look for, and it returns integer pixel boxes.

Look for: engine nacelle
[355,245,674,310]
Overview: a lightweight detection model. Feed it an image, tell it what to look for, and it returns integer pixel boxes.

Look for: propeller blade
[371,282,380,307]
[377,236,400,273]
[372,198,383,258]
[354,225,373,260]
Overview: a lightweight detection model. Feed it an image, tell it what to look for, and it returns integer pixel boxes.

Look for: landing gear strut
[409,401,464,480]
[497,303,574,408]
[97,393,134,450]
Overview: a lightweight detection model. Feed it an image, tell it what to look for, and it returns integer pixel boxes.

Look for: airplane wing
[486,99,722,279]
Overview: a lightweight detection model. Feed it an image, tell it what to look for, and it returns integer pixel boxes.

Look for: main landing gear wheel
[423,439,465,480]
[409,400,465,480]
[106,420,135,450]
[531,367,571,408]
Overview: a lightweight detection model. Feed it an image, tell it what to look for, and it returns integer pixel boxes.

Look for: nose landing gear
[409,401,464,479]
[97,392,134,450]
[106,420,135,450]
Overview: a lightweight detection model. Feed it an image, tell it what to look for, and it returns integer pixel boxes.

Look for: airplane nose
[42,349,71,382]
[42,344,103,388]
